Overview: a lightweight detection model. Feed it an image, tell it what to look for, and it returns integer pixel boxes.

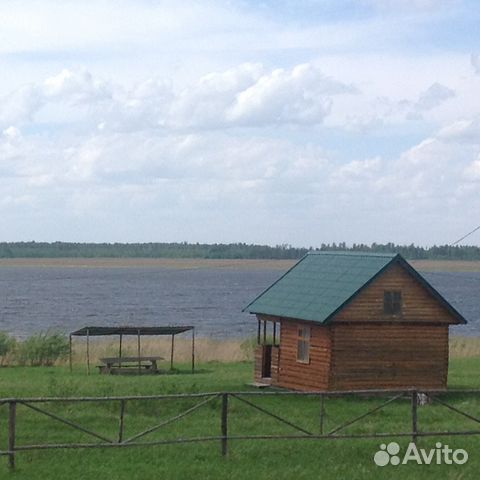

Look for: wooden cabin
[243,252,466,391]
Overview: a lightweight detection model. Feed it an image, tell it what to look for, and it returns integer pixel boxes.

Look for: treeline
[0,241,480,260]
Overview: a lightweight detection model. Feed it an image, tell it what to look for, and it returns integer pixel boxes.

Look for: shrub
[0,332,16,366]
[17,332,70,366]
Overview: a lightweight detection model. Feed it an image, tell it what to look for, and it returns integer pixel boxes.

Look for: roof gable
[243,252,466,325]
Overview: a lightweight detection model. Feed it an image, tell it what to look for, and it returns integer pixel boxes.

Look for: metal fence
[1,388,480,470]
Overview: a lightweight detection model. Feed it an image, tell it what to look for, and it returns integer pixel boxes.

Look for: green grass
[1,360,480,479]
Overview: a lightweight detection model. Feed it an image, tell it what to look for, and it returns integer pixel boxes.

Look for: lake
[0,266,478,338]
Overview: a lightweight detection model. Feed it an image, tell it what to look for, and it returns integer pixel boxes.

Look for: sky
[1,0,480,247]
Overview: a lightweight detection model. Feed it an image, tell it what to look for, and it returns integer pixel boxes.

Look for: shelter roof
[71,326,194,336]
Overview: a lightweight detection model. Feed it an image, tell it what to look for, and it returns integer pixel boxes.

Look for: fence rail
[2,388,480,470]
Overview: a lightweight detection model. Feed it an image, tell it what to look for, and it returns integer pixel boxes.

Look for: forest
[0,241,479,260]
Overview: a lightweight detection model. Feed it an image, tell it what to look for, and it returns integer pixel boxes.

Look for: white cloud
[166,63,353,128]
[1,110,479,245]
[0,64,353,130]
[0,69,113,128]
[437,118,480,144]
[330,157,382,185]
[414,82,455,111]
[227,64,354,126]
[166,63,263,128]
[2,126,21,141]
[42,69,111,103]
[0,85,42,126]
[464,156,480,179]
[470,53,480,74]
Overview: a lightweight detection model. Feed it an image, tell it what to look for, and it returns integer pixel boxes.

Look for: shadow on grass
[162,368,212,375]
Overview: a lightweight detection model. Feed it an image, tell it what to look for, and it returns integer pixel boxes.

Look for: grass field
[0,358,479,479]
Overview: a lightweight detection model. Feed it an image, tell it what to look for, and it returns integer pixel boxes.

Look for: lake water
[0,267,478,338]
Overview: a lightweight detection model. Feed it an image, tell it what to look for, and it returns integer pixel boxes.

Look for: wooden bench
[98,356,164,375]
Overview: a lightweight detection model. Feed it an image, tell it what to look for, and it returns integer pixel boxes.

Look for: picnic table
[98,356,164,374]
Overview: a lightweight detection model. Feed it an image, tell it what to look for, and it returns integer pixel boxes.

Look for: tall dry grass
[449,336,480,358]
[69,337,254,365]
[17,335,480,366]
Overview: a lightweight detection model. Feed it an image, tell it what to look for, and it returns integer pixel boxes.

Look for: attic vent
[384,291,402,315]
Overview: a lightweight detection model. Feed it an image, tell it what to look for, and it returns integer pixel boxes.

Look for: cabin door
[261,345,272,378]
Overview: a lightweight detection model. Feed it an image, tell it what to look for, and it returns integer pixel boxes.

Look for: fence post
[118,399,126,443]
[8,401,16,470]
[411,390,418,445]
[221,393,228,456]
[319,394,325,435]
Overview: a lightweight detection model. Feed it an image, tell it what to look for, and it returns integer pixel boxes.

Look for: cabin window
[297,326,310,363]
[384,291,402,315]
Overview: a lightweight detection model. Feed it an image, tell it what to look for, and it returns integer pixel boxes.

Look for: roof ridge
[307,251,397,258]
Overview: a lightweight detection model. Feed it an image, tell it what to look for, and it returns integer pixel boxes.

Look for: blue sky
[1,0,480,246]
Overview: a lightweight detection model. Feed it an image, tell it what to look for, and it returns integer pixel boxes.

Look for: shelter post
[137,329,141,374]
[191,328,195,373]
[119,333,123,368]
[69,334,73,373]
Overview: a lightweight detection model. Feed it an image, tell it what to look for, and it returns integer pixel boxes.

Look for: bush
[0,332,16,366]
[17,332,70,366]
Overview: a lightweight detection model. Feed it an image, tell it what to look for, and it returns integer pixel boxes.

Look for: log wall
[333,263,457,324]
[276,320,331,391]
[329,323,449,390]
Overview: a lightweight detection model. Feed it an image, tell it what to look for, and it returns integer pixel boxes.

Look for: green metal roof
[243,251,467,324]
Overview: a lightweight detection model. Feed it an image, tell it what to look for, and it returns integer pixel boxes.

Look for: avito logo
[374,441,468,466]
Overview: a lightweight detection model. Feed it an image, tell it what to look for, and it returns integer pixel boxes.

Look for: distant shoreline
[0,257,479,272]
[0,257,296,270]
